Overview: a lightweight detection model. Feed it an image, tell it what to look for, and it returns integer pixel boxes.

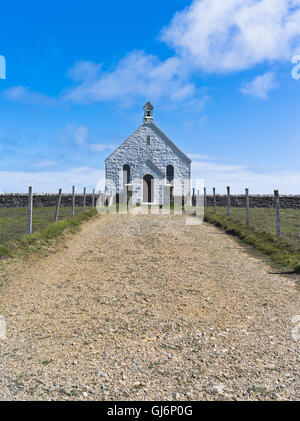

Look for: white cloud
[3,86,56,106]
[161,0,300,72]
[0,167,105,193]
[90,144,116,152]
[188,153,214,160]
[57,127,115,151]
[240,72,277,99]
[74,125,88,146]
[34,159,57,168]
[63,51,195,105]
[191,159,300,193]
[4,1,300,109]
[57,124,88,146]
[1,161,300,194]
[67,61,102,83]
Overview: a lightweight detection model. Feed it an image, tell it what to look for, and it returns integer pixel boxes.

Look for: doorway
[143,174,154,203]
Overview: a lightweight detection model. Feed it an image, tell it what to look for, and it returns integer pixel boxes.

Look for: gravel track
[0,213,299,401]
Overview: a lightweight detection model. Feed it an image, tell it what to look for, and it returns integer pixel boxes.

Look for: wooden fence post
[72,186,75,216]
[227,186,231,216]
[245,188,250,226]
[274,190,281,237]
[204,187,207,208]
[83,187,86,212]
[28,186,33,235]
[92,189,95,208]
[213,187,216,214]
[54,189,62,222]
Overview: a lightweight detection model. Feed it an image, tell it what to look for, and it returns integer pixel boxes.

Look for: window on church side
[147,136,151,145]
[123,164,131,185]
[166,165,174,184]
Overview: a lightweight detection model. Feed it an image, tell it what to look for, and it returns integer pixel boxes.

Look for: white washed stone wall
[105,122,191,204]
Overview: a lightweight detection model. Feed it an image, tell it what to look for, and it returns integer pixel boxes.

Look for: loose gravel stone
[0,213,299,400]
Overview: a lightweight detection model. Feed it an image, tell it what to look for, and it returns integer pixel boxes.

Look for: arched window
[166,165,174,184]
[123,164,131,185]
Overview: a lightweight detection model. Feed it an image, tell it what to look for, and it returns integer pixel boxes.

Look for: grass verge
[0,208,98,259]
[204,209,300,273]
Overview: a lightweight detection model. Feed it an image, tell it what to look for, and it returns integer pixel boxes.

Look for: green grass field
[2,205,297,249]
[204,208,300,272]
[0,206,91,247]
[1,204,300,271]
[206,207,300,250]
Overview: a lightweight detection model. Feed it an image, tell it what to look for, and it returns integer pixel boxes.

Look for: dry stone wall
[1,193,300,209]
[204,195,300,209]
[0,194,97,208]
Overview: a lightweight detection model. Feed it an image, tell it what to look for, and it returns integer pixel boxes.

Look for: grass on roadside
[204,209,300,273]
[205,207,300,249]
[0,206,88,246]
[0,208,98,259]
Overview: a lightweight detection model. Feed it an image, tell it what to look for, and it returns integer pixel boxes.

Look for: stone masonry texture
[105,122,191,204]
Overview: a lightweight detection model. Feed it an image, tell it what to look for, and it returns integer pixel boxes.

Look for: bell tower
[143,101,154,123]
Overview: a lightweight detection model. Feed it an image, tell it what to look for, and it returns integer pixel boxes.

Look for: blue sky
[0,0,300,193]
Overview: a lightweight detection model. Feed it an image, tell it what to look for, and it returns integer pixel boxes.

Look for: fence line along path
[199,186,300,248]
[0,186,99,248]
[1,185,300,249]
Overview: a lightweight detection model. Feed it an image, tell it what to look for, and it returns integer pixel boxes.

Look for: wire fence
[1,185,300,251]
[0,186,98,248]
[0,207,28,246]
[199,187,300,250]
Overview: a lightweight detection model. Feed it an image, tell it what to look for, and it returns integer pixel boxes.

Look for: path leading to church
[0,214,299,400]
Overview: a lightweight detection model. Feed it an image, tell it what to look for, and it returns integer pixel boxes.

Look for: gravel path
[0,213,299,401]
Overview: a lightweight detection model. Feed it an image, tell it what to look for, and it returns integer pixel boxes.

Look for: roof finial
[143,101,154,123]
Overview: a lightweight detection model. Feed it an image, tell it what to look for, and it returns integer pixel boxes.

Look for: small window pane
[123,164,131,184]
[166,165,174,183]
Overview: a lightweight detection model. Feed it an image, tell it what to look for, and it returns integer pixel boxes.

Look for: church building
[105,102,191,205]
